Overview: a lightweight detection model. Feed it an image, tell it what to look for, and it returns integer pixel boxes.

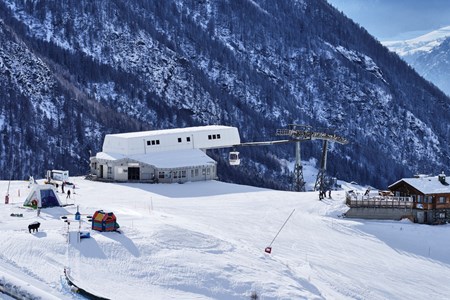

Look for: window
[152,140,156,145]
[195,169,199,176]
[206,168,210,175]
[213,134,217,139]
[182,171,186,178]
[440,196,446,203]
[186,137,191,142]
[147,141,151,145]
[156,140,160,145]
[208,135,212,140]
[191,169,194,177]
[158,172,165,179]
[217,134,221,139]
[174,171,178,179]
[107,167,112,179]
[178,138,182,143]
[417,195,422,203]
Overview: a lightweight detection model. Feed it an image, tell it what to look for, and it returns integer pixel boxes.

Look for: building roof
[96,149,216,169]
[106,125,234,139]
[389,175,450,194]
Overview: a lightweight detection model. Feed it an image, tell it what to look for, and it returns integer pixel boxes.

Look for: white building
[90,125,240,183]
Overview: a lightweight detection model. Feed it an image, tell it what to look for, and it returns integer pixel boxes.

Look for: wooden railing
[346,192,413,208]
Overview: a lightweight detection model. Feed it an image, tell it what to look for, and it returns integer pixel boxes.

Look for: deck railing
[346,192,413,208]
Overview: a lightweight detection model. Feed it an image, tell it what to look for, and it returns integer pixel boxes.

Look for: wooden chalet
[388,173,450,224]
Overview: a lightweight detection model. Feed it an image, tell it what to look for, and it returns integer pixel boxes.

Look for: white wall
[102,126,240,155]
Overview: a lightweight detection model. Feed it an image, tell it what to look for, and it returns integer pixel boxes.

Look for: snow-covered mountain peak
[383,25,450,57]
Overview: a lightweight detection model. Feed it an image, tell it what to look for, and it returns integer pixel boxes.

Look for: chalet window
[178,137,182,143]
[426,196,433,203]
[158,172,165,179]
[182,170,186,178]
[417,195,422,203]
[439,196,446,203]
[187,137,191,142]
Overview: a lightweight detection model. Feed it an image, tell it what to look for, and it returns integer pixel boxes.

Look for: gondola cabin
[229,151,240,166]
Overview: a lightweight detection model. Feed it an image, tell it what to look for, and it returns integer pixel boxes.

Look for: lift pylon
[232,124,348,192]
[314,140,328,192]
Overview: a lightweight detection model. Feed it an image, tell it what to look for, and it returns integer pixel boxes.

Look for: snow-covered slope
[1,178,450,299]
[1,0,450,189]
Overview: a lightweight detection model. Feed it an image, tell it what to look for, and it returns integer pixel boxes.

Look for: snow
[97,149,216,168]
[383,25,450,56]
[1,177,450,299]
[390,175,450,195]
[109,125,234,139]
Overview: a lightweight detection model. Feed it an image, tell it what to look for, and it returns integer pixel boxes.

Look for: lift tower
[275,124,348,192]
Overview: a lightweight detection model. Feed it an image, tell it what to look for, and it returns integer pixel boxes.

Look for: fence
[346,192,413,209]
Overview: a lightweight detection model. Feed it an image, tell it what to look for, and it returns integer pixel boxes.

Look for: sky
[327,0,450,41]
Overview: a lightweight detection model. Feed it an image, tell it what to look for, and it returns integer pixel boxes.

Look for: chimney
[438,171,447,185]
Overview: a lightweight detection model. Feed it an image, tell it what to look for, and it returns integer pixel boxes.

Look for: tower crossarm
[276,128,348,144]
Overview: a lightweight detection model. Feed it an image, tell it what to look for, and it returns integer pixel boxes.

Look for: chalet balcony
[346,192,413,209]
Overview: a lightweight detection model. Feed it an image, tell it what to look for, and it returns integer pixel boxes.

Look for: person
[61,182,65,194]
[328,189,332,198]
[319,190,324,200]
[66,189,71,199]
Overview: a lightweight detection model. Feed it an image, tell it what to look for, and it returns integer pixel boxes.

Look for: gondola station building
[89,125,240,183]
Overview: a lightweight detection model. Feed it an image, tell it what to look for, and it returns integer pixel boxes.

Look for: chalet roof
[96,149,216,168]
[389,175,450,194]
[106,125,233,139]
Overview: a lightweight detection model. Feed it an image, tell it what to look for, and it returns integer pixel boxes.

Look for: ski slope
[1,178,450,299]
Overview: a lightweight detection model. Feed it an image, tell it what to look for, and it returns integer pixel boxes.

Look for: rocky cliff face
[1,0,450,189]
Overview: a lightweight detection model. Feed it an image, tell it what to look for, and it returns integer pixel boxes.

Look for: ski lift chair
[229,151,240,166]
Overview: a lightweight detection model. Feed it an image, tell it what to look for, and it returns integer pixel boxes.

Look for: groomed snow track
[64,268,109,300]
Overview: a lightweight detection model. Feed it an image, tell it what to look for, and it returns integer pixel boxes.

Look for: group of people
[56,182,73,199]
[319,189,332,200]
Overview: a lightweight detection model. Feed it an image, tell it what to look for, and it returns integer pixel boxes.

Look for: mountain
[383,26,450,95]
[1,0,450,189]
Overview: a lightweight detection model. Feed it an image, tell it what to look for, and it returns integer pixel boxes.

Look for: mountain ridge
[1,0,450,189]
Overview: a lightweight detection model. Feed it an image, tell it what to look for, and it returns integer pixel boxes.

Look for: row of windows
[415,195,447,203]
[178,137,191,143]
[147,133,222,146]
[158,168,212,179]
[147,139,160,146]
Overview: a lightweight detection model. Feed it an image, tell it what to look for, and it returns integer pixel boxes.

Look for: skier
[66,189,71,199]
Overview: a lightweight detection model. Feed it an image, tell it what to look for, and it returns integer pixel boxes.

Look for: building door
[128,167,140,180]
[100,165,104,178]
